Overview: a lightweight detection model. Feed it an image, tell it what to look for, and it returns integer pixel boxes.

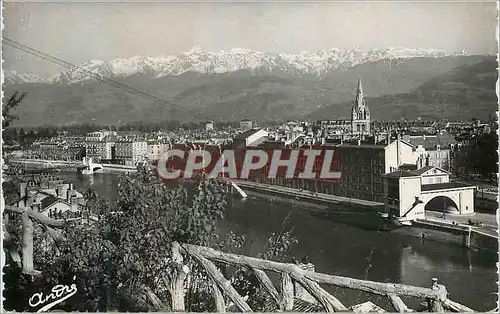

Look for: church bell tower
[351,78,371,136]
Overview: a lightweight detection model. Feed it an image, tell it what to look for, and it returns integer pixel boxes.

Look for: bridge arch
[424,196,459,214]
[419,185,475,216]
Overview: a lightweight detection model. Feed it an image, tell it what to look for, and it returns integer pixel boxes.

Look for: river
[57,171,497,311]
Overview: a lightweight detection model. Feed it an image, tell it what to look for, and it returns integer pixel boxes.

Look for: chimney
[19,181,27,199]
[26,191,36,208]
[396,134,401,167]
[56,184,63,198]
[70,197,78,212]
[66,189,73,202]
[32,201,41,212]
[59,184,69,200]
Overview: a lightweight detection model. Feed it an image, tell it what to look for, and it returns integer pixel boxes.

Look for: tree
[452,132,498,181]
[2,91,26,129]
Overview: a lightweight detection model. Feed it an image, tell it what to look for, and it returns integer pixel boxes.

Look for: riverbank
[232,180,498,252]
[101,164,138,173]
[7,158,139,173]
[8,158,79,168]
[228,179,384,211]
[395,219,498,253]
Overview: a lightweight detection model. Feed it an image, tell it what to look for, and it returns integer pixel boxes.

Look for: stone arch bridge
[420,183,475,215]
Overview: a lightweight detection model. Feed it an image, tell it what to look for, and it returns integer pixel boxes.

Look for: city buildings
[240,119,253,131]
[115,138,148,166]
[84,130,117,162]
[336,138,416,202]
[205,121,214,131]
[147,139,170,162]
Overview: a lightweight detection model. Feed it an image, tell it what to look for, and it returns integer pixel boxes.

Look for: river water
[57,171,497,311]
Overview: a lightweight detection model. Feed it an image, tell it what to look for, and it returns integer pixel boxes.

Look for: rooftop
[421,182,475,191]
[234,128,265,140]
[412,165,436,175]
[40,195,70,210]
[337,143,386,150]
[399,163,418,171]
[383,169,421,178]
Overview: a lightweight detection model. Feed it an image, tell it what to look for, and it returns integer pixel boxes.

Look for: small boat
[394,219,413,226]
[377,212,413,226]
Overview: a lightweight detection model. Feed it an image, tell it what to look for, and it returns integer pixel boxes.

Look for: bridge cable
[3,37,212,122]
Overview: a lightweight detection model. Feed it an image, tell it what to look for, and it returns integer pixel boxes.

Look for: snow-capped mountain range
[5,47,458,84]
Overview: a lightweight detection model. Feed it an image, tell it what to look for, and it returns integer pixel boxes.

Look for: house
[383,166,475,220]
[232,129,269,149]
[9,179,85,219]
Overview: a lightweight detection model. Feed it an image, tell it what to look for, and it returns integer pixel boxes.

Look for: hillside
[3,55,495,126]
[308,58,498,121]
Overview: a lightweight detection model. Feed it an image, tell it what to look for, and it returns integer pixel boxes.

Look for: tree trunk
[21,210,35,273]
[169,242,189,311]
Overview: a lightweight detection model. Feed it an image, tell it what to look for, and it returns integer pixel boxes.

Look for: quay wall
[230,180,384,211]
[395,220,497,253]
[101,164,138,173]
[241,187,330,210]
[233,181,498,252]
[469,230,498,252]
[8,158,79,171]
[9,158,78,166]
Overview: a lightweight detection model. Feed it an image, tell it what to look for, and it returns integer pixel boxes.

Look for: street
[425,210,498,237]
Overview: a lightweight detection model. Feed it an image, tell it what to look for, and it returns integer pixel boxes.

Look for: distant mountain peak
[6,47,458,85]
[185,46,204,55]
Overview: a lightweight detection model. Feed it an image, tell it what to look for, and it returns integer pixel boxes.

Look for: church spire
[354,77,365,109]
[357,77,363,94]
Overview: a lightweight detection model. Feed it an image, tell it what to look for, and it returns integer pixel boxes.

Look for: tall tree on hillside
[2,91,27,129]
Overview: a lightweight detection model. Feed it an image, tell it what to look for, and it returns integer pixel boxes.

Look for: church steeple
[354,77,365,110]
[350,77,371,135]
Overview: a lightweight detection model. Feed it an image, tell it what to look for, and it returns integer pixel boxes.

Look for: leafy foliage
[452,132,498,180]
[3,170,299,312]
[2,91,26,129]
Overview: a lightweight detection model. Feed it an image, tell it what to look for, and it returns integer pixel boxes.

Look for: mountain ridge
[3,55,495,127]
[4,47,459,85]
[307,58,498,121]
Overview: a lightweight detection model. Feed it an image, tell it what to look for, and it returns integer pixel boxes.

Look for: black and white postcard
[2,1,498,312]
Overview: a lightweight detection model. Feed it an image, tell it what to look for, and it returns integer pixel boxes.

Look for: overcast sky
[3,1,498,76]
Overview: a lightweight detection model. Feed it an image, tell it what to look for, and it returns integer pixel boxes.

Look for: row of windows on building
[342,165,385,174]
